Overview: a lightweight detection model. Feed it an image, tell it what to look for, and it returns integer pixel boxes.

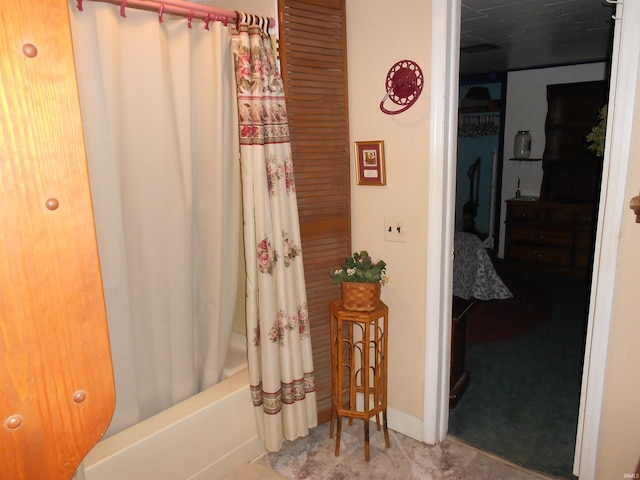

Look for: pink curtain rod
[77,0,275,29]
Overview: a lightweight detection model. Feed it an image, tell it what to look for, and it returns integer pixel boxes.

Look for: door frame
[572,2,640,477]
[423,0,459,445]
[424,2,640,478]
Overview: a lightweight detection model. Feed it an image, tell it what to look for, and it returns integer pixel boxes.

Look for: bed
[453,231,512,301]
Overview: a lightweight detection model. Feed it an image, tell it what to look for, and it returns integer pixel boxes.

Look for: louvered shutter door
[278,0,351,424]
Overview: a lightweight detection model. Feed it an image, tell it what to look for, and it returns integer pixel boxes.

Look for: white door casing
[423,0,459,445]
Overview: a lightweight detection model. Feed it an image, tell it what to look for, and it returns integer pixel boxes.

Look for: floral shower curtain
[232,15,317,451]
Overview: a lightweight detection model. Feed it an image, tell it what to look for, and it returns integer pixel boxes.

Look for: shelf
[510,195,540,202]
[458,107,500,114]
[459,98,502,113]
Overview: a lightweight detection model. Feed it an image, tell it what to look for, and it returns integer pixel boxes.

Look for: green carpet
[448,267,590,479]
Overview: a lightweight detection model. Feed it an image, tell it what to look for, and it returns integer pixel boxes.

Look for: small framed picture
[355,140,386,186]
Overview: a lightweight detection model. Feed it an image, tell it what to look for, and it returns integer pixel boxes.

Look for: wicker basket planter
[341,282,381,311]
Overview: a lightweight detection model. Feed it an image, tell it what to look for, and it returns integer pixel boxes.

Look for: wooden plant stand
[329,300,390,461]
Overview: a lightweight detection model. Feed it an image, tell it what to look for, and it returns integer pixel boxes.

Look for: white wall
[498,63,607,257]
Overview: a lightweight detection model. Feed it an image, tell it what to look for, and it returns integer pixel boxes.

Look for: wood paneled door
[278,0,351,424]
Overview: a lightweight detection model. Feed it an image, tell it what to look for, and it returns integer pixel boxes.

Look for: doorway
[424,2,637,479]
[449,5,613,480]
[450,71,609,480]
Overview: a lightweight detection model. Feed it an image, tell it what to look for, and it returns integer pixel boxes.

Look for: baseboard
[387,407,424,443]
[353,393,424,443]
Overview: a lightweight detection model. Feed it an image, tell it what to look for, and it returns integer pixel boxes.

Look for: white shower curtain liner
[69,1,241,437]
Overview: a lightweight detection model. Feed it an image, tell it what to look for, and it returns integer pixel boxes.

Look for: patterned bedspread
[453,231,513,301]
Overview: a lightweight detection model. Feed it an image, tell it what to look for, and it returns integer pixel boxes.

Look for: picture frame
[355,140,386,186]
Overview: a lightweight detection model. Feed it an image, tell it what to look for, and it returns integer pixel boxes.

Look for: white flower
[347,268,356,276]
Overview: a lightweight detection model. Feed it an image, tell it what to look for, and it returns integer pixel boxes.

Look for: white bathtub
[81,334,263,480]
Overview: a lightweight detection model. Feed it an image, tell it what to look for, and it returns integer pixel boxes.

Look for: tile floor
[251,421,561,480]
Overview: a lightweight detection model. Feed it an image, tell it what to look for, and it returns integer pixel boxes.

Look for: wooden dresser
[504,198,596,274]
[503,80,605,275]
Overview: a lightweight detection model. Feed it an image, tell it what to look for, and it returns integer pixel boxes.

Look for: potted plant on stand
[330,251,388,311]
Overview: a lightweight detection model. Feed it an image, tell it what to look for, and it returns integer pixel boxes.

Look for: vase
[513,130,531,159]
[341,282,381,311]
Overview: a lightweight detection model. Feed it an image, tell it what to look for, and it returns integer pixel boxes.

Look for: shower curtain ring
[120,0,127,17]
[76,0,83,11]
[158,4,164,23]
[188,10,194,28]
[204,13,211,30]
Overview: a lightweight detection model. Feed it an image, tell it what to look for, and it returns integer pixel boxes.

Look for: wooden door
[0,1,115,478]
[278,0,351,424]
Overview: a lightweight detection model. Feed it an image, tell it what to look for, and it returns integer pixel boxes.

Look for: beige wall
[595,73,640,477]
[346,0,431,432]
[212,0,275,18]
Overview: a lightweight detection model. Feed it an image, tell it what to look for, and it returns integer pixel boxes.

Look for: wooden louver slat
[278,0,350,425]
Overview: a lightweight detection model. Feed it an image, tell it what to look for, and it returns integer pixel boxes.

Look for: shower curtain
[232,16,317,452]
[68,2,241,437]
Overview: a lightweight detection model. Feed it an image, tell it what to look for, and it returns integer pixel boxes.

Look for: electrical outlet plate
[384,216,406,242]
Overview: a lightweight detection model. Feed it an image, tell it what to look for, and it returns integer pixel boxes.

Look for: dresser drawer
[573,208,595,225]
[574,231,594,250]
[510,225,572,247]
[505,199,596,273]
[510,244,572,266]
[509,203,541,220]
[574,249,592,269]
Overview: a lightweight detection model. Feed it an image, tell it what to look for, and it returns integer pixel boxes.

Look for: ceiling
[459,0,615,77]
